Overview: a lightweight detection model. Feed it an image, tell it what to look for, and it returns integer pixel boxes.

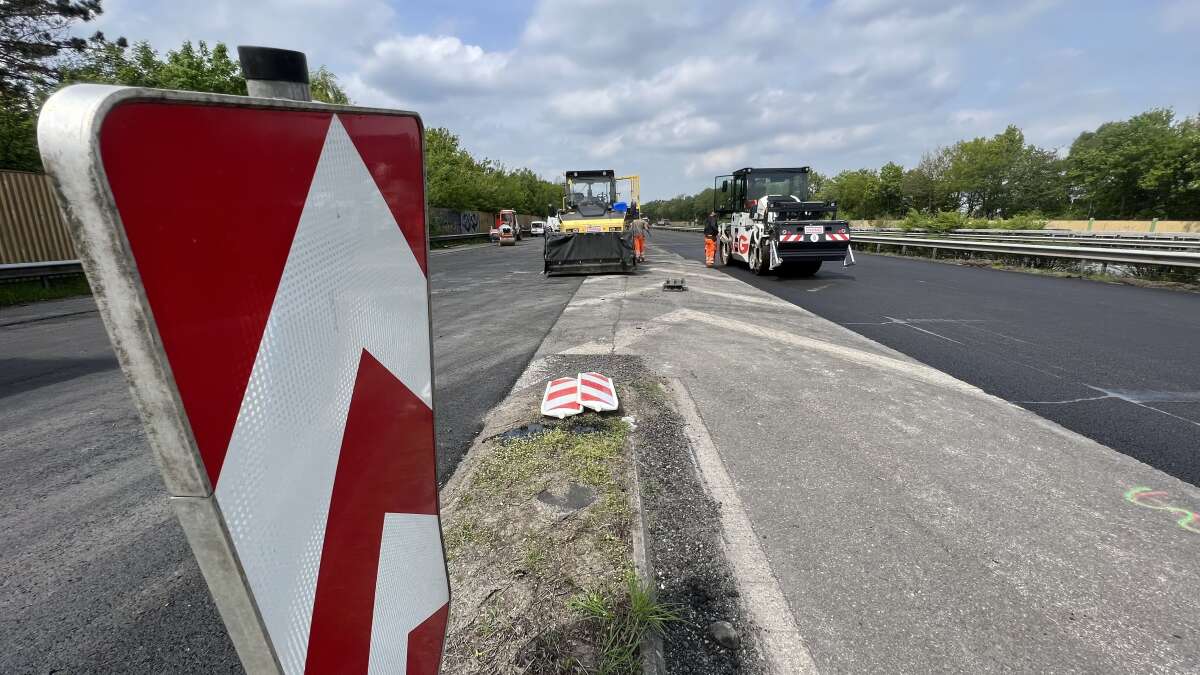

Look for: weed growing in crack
[569,572,681,674]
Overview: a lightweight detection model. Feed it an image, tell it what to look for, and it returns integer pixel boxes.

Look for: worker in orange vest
[704,211,718,267]
[628,217,649,262]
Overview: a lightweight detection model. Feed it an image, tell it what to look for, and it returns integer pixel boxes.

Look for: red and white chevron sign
[39,86,448,674]
[541,376,583,418]
[578,372,618,412]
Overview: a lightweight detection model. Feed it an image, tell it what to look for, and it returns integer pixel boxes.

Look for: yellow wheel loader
[543,170,640,275]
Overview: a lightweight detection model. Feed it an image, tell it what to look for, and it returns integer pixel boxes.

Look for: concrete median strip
[487,240,1200,672]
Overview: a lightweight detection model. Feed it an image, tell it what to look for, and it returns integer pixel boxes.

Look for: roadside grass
[442,410,652,672]
[0,275,91,307]
[569,572,681,675]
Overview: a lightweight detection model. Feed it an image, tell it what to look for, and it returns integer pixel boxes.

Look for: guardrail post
[1087,217,1094,231]
[1151,218,1159,233]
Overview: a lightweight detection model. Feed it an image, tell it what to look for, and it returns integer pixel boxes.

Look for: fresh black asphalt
[653,229,1200,487]
[0,237,579,673]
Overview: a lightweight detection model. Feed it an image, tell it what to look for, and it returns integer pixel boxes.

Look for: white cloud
[358,35,510,100]
[74,0,1196,198]
[686,145,749,177]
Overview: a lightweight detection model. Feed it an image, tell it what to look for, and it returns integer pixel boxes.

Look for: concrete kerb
[665,377,819,674]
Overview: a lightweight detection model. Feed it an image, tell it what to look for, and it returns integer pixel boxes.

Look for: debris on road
[541,372,620,417]
[708,621,741,650]
[541,376,583,418]
[578,372,619,412]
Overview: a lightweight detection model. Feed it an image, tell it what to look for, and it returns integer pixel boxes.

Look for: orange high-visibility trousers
[633,234,645,260]
[704,235,716,266]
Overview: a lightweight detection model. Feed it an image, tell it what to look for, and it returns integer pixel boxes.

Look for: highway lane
[653,229,1200,486]
[0,237,575,673]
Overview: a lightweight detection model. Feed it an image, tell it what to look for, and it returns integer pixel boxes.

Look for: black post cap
[237,46,309,84]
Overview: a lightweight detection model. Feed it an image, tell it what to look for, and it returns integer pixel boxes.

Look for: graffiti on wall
[1124,487,1200,534]
[459,211,479,233]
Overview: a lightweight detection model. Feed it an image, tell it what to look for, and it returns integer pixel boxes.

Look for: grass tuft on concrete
[569,572,681,675]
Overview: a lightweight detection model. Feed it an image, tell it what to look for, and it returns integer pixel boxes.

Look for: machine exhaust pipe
[237,46,311,101]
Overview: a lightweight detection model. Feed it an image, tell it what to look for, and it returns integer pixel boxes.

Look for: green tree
[1068,109,1200,218]
[824,169,881,218]
[58,38,246,94]
[878,162,905,217]
[902,149,957,214]
[310,65,349,104]
[0,0,103,97]
[0,93,40,170]
[0,0,105,170]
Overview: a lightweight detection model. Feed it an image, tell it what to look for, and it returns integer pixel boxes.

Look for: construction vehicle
[714,167,853,276]
[543,170,639,274]
[496,209,523,241]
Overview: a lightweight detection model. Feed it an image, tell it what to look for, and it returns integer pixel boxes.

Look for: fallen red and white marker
[541,376,583,418]
[578,372,619,412]
[540,373,619,418]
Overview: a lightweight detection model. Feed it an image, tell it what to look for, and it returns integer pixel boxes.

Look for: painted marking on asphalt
[882,315,965,345]
[1019,387,1200,427]
[1125,487,1200,533]
[1086,386,1200,428]
[806,283,832,292]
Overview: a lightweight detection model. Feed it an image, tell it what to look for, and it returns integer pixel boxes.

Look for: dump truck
[714,167,853,276]
[543,170,638,275]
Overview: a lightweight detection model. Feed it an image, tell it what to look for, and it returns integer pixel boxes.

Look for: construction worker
[704,211,719,267]
[629,217,649,262]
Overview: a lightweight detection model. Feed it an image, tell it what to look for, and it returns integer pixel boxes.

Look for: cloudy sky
[82,0,1200,200]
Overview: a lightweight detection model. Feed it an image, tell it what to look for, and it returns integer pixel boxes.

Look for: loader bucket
[544,231,636,275]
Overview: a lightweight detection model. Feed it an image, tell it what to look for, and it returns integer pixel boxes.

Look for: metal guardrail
[658,226,1200,268]
[863,227,1200,241]
[853,228,1200,250]
[854,235,1200,268]
[0,259,83,283]
[430,232,490,243]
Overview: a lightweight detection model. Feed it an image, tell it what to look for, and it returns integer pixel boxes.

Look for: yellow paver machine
[543,170,640,275]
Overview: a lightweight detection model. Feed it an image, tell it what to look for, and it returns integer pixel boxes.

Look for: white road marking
[882,315,965,345]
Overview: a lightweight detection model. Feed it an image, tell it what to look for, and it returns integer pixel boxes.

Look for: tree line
[0,0,563,215]
[645,110,1200,223]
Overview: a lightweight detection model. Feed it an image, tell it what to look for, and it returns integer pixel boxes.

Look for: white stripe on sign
[578,372,618,412]
[213,116,440,675]
[542,376,583,418]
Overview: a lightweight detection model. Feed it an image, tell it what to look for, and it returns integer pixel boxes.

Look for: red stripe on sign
[550,377,574,386]
[547,386,577,401]
[549,401,582,411]
[406,602,449,674]
[580,380,613,396]
[306,350,440,673]
[580,392,610,403]
[99,102,332,486]
[339,114,429,276]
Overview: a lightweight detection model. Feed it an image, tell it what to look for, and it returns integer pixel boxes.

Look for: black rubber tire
[791,260,822,277]
[751,243,768,275]
[719,240,732,266]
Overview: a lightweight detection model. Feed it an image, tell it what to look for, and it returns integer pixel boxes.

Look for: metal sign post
[38,81,448,674]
